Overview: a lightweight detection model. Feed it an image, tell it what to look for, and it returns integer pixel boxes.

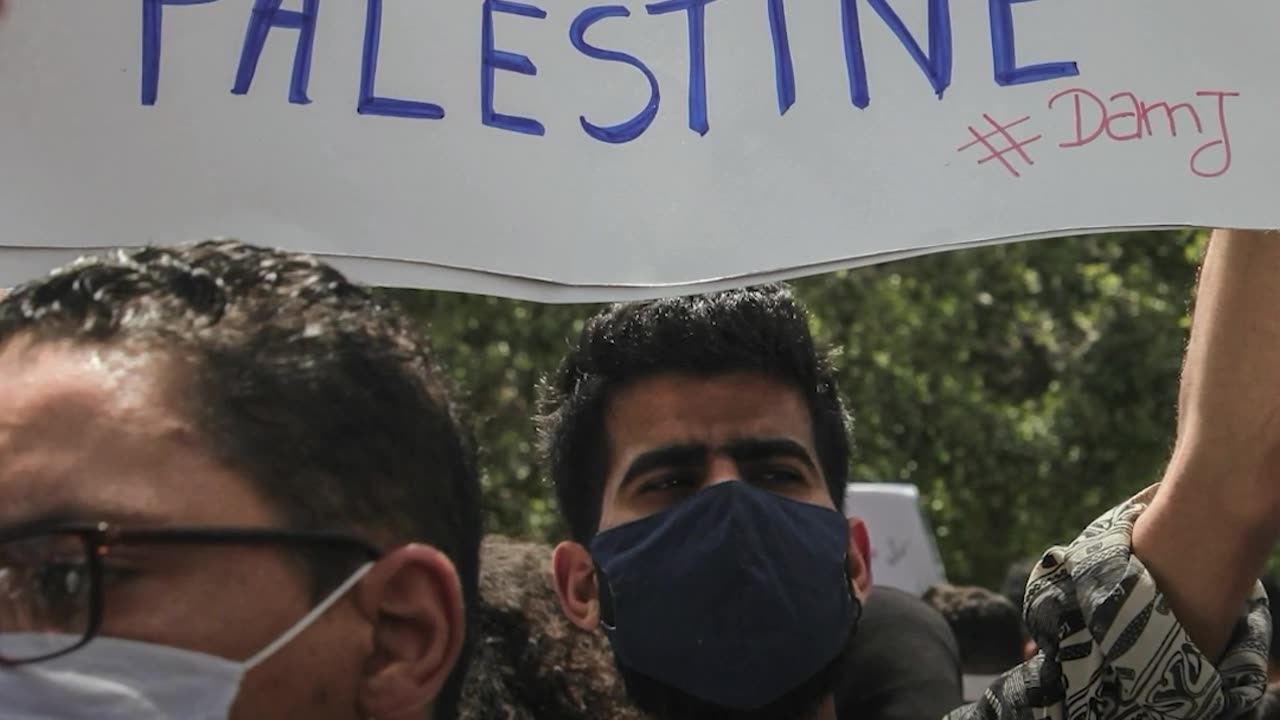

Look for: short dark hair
[538,284,851,543]
[1001,558,1039,614]
[0,239,481,718]
[923,584,1025,675]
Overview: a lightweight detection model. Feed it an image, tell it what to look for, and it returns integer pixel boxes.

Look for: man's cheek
[235,618,363,720]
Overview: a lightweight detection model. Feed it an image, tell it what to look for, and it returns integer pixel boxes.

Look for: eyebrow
[620,443,708,489]
[618,437,820,490]
[721,438,819,473]
[0,505,168,536]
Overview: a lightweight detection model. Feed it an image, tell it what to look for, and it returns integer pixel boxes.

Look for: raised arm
[949,230,1274,720]
[1133,228,1280,659]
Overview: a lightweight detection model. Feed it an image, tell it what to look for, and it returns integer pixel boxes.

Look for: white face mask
[0,563,373,720]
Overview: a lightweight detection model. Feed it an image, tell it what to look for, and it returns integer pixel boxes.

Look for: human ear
[552,541,600,631]
[846,516,873,598]
[356,545,465,719]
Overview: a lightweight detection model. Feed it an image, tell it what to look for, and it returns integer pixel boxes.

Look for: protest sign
[844,483,947,596]
[0,0,1276,301]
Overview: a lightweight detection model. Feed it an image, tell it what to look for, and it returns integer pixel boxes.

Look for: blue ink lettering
[482,0,548,136]
[645,0,716,136]
[141,0,220,106]
[570,6,660,144]
[232,0,321,104]
[989,0,1078,86]
[842,0,952,109]
[767,0,795,115]
[359,0,445,119]
[839,0,869,108]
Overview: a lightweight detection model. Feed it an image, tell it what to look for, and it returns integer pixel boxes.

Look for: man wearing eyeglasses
[0,240,482,720]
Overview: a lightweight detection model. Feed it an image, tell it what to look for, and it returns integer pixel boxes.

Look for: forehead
[604,372,816,460]
[0,339,274,527]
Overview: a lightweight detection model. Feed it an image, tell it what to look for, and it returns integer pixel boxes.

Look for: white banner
[0,0,1274,301]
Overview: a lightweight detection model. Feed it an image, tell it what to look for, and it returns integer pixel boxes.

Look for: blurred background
[384,230,1212,590]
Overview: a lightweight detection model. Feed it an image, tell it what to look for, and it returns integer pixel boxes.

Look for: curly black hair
[537,284,852,543]
[0,239,482,718]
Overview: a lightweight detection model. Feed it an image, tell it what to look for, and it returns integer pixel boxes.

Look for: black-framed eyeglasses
[0,522,381,666]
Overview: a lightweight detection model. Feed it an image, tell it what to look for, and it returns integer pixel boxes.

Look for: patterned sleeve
[944,485,1271,720]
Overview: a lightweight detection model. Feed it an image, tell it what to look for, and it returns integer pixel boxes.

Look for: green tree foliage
[383,231,1208,589]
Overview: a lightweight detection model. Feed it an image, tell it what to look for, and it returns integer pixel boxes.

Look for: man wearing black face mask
[539,229,1274,720]
[541,286,863,720]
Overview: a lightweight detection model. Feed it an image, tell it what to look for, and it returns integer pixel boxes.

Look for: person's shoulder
[837,586,965,718]
[864,586,952,630]
[856,586,961,669]
[867,585,931,609]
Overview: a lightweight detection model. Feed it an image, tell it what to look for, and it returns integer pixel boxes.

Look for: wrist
[1161,442,1280,540]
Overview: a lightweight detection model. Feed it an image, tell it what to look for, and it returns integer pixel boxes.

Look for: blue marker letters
[645,0,716,136]
[141,0,220,106]
[482,0,548,136]
[139,1,1080,141]
[844,0,953,110]
[570,6,661,144]
[231,0,321,104]
[359,0,445,119]
[767,0,796,116]
[989,0,1078,86]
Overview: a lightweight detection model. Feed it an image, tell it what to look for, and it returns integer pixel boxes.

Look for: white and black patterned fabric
[945,485,1271,720]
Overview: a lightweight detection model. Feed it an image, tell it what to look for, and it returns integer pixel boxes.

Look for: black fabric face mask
[589,481,861,711]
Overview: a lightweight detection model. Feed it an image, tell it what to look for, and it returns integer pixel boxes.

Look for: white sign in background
[0,1,1276,302]
[844,483,947,597]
